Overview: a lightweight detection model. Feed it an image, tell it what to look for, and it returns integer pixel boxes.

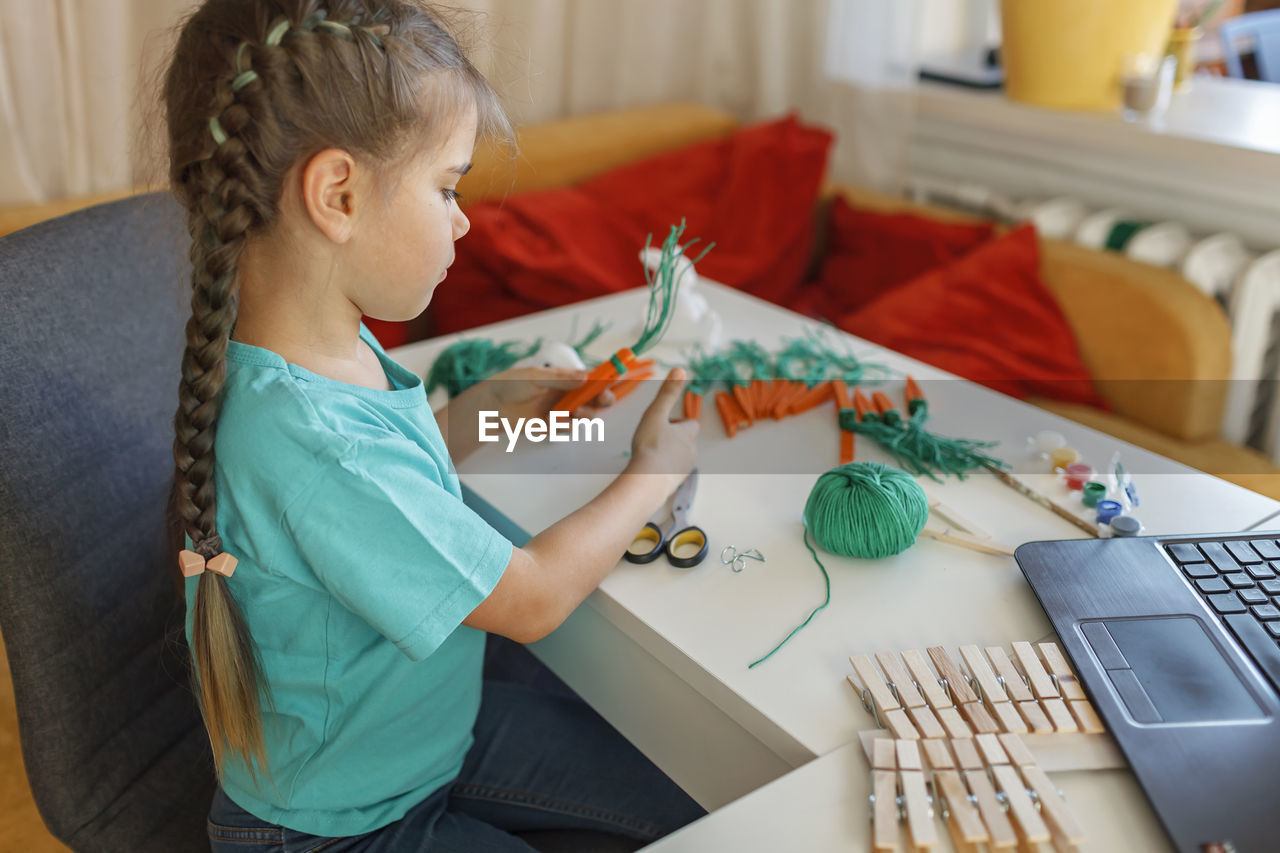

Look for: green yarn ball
[803,462,929,559]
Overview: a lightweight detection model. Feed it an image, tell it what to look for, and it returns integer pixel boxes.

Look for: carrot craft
[837,375,1005,481]
[553,219,714,415]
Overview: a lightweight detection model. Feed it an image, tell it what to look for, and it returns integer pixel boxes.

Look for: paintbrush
[983,463,1100,538]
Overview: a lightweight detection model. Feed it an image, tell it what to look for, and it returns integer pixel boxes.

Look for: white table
[391,282,1279,851]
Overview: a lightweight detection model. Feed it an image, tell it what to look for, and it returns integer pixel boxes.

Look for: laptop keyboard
[1166,538,1280,692]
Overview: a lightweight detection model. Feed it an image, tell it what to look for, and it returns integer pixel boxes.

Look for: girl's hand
[629,368,699,491]
[479,365,616,423]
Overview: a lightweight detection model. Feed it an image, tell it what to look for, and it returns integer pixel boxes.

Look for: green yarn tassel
[633,219,715,357]
[837,405,1005,482]
[683,343,738,397]
[680,326,890,399]
[570,319,611,365]
[425,337,541,398]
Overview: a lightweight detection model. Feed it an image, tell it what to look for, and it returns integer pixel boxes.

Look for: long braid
[172,24,277,784]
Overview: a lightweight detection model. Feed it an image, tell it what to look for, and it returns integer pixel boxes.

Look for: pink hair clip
[178,549,238,578]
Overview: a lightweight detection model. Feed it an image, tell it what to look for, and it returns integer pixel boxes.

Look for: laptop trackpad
[1086,617,1265,724]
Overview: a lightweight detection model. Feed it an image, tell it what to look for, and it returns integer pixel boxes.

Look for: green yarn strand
[748,526,831,669]
[570,319,610,363]
[837,408,1005,482]
[749,462,928,668]
[633,219,715,357]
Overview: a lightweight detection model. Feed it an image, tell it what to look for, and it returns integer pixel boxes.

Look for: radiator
[906,176,1280,461]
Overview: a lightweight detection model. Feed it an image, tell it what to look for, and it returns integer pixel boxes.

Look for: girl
[164,1,704,849]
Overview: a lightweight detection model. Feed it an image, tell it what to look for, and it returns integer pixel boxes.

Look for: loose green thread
[748,526,831,668]
[749,462,928,668]
[633,219,714,358]
[837,406,1005,482]
[424,338,542,398]
[679,325,890,400]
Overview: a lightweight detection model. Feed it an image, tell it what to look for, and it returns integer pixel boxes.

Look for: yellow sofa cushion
[462,102,738,204]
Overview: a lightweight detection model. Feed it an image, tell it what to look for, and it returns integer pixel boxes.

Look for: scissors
[624,469,708,568]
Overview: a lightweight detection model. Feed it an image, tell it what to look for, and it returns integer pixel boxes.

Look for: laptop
[1016,531,1280,853]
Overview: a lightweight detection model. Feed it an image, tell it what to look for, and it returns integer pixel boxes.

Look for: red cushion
[421,115,833,337]
[792,197,996,319]
[836,225,1110,409]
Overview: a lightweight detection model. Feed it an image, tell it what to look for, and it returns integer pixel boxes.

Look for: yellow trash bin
[1000,0,1178,111]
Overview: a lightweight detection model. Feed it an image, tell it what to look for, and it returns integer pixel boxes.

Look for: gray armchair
[0,193,640,853]
[0,192,212,851]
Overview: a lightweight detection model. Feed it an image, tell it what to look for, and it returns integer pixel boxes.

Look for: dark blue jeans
[206,636,705,851]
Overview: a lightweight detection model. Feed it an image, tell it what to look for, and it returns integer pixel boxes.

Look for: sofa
[3,101,1278,500]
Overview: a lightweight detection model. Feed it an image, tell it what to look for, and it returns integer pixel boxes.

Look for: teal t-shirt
[183,322,513,837]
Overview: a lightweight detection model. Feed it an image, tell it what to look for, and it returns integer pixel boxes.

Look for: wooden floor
[0,631,72,852]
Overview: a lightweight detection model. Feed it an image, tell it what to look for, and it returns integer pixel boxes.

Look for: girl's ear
[299,148,359,244]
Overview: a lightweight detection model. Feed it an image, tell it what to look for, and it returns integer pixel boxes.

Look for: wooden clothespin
[923,739,987,853]
[896,740,937,851]
[918,501,1016,557]
[871,738,899,851]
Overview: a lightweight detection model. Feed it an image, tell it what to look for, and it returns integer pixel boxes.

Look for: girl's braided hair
[164,0,508,783]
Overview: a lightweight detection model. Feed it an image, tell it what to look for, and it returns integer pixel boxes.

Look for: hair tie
[317,19,354,40]
[231,41,257,91]
[178,549,239,578]
[181,535,238,578]
[231,70,258,92]
[208,116,228,146]
[265,18,290,46]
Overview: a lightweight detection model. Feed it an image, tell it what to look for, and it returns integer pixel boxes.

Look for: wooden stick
[983,464,1100,537]
[928,501,991,539]
[918,523,1016,557]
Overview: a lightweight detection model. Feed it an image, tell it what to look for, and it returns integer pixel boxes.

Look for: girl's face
[351,103,477,323]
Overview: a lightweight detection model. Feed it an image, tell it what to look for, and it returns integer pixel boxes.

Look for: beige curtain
[457,0,830,124]
[0,0,918,204]
[0,0,192,205]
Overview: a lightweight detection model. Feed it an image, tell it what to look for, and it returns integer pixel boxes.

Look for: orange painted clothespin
[852,387,875,422]
[871,391,901,426]
[553,347,638,414]
[904,375,927,416]
[682,389,703,421]
[832,382,856,465]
